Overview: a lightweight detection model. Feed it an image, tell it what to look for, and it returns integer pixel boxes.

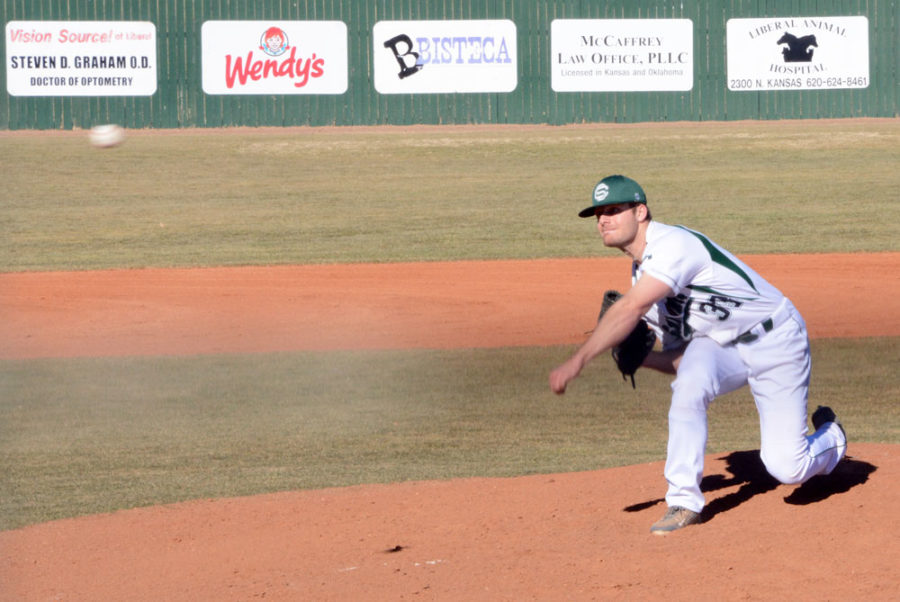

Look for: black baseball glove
[597,290,657,388]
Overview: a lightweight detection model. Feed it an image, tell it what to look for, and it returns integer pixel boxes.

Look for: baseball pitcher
[549,174,848,534]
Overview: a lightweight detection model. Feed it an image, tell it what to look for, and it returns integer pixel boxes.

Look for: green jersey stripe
[686,284,758,301]
[676,226,759,293]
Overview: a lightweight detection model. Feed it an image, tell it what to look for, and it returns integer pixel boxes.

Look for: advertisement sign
[727,17,869,90]
[201,21,348,94]
[373,20,517,94]
[5,21,157,96]
[551,19,693,92]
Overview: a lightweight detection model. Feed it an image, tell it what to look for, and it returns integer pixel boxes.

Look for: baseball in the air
[88,124,126,148]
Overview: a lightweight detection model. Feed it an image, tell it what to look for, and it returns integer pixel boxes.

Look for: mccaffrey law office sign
[550,19,694,92]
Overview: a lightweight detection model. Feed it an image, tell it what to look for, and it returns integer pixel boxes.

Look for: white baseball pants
[664,300,847,513]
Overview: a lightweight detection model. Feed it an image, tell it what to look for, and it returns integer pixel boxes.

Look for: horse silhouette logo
[777,32,818,62]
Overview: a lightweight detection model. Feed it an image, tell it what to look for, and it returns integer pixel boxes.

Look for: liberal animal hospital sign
[727,16,869,91]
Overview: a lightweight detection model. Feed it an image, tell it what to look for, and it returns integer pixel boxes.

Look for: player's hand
[549,358,581,395]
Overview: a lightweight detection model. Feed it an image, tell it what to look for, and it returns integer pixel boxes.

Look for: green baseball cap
[578,175,647,217]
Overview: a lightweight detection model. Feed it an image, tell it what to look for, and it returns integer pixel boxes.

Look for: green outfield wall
[2,0,897,129]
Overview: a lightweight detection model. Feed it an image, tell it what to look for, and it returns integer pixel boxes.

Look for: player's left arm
[642,346,686,375]
[550,274,673,394]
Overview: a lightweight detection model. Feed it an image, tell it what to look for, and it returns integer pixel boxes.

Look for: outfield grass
[1,339,897,531]
[1,119,898,272]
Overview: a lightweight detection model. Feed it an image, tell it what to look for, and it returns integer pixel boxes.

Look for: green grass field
[2,120,898,271]
[1,120,898,531]
[1,341,897,531]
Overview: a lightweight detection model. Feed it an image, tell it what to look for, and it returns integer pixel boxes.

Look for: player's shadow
[623,449,876,520]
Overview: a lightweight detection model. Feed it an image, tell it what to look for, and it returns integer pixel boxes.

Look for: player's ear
[635,203,650,221]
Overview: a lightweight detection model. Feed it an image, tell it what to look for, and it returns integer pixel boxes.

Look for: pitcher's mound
[2,443,895,601]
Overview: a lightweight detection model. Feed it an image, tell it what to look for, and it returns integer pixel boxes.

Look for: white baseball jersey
[633,221,786,348]
[626,221,846,517]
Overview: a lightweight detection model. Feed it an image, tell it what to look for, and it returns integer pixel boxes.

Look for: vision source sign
[6,21,157,96]
[373,20,517,94]
[201,21,348,94]
[727,16,869,90]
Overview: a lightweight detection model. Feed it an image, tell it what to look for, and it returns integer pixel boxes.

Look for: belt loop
[731,300,790,345]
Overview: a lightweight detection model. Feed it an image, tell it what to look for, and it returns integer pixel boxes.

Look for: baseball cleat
[812,405,847,455]
[650,506,702,535]
[811,405,837,430]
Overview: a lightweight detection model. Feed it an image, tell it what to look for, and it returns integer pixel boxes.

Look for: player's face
[595,203,639,248]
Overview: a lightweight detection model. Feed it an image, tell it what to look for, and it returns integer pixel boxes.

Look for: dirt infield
[2,253,898,359]
[1,252,898,600]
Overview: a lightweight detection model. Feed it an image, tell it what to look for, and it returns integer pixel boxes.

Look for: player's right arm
[550,274,673,394]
